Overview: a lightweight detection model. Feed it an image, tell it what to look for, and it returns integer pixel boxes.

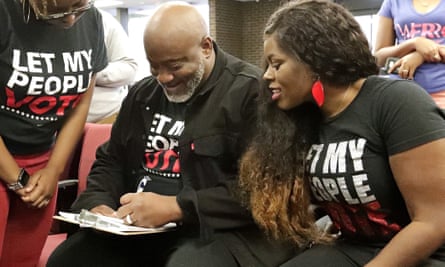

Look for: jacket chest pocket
[190,134,240,169]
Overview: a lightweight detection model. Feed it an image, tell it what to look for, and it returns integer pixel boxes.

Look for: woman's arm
[373,16,415,67]
[0,137,25,196]
[22,75,96,208]
[95,15,137,88]
[365,138,445,267]
[95,55,137,88]
[374,16,442,67]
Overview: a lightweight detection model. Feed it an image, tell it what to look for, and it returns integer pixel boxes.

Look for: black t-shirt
[140,95,186,195]
[0,1,107,154]
[307,76,445,243]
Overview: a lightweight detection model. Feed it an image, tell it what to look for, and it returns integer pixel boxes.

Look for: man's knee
[165,238,238,267]
[47,230,103,267]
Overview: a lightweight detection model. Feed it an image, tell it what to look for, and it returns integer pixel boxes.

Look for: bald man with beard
[47,2,297,267]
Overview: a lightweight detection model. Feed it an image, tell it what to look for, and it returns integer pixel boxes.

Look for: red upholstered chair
[37,123,112,267]
[76,123,112,194]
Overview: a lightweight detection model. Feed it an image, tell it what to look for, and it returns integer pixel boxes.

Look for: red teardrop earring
[311,80,325,107]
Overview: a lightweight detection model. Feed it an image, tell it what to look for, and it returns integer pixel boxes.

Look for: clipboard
[53,209,177,236]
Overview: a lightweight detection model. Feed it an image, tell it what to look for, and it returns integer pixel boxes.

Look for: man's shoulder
[0,0,13,24]
[0,0,11,12]
[128,76,158,92]
[224,53,262,79]
[126,76,160,101]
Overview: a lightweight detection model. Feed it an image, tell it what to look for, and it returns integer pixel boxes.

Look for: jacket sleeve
[71,95,133,212]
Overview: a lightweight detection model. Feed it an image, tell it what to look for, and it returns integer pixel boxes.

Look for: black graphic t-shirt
[0,1,107,154]
[141,96,186,195]
[307,76,445,243]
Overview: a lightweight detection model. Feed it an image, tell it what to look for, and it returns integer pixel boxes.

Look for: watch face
[8,169,29,191]
[21,170,30,187]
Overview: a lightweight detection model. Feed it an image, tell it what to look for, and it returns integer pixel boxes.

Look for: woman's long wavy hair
[239,0,378,246]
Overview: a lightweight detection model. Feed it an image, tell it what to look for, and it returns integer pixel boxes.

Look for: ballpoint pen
[124,175,151,224]
[136,175,151,193]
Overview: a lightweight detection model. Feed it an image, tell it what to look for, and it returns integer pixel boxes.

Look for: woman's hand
[439,46,445,63]
[21,166,59,208]
[414,37,442,62]
[389,51,424,80]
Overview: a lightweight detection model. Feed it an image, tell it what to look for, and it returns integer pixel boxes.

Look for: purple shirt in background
[378,0,445,93]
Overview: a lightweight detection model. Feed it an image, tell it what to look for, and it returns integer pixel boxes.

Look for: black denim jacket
[73,44,261,236]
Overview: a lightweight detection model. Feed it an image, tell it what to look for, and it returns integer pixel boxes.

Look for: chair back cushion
[77,123,112,194]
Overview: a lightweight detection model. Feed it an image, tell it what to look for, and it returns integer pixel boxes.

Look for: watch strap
[7,168,30,191]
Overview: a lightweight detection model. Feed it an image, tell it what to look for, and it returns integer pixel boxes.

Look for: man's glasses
[35,0,95,21]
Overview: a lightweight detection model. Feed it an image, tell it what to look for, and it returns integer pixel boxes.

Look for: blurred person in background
[87,9,138,124]
[374,0,445,108]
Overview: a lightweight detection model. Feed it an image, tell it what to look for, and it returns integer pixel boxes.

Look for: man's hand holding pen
[116,192,183,227]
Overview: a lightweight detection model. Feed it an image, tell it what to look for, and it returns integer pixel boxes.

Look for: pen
[136,175,150,193]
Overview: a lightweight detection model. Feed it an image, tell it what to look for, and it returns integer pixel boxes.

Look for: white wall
[355,14,380,52]
[115,4,209,82]
[105,5,378,83]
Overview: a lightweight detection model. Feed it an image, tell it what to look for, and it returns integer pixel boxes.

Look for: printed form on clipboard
[54,209,177,236]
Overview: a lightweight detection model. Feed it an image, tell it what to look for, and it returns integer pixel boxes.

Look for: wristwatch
[7,168,30,191]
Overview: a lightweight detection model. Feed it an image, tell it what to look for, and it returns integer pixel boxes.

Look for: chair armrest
[56,178,79,212]
[50,179,79,234]
[58,179,78,189]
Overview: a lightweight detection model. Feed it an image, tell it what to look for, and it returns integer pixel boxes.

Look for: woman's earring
[311,80,325,107]
[22,0,31,24]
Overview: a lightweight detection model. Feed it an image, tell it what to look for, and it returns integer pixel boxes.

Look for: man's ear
[201,36,213,58]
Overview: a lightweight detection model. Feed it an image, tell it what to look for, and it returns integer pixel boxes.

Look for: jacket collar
[195,42,227,97]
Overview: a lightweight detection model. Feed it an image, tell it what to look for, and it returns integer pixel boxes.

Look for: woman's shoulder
[356,76,432,115]
[363,75,425,96]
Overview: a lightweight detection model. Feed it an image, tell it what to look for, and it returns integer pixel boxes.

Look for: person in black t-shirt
[0,0,107,266]
[239,0,445,266]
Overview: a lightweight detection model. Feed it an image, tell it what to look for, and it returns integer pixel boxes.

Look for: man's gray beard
[164,61,205,103]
